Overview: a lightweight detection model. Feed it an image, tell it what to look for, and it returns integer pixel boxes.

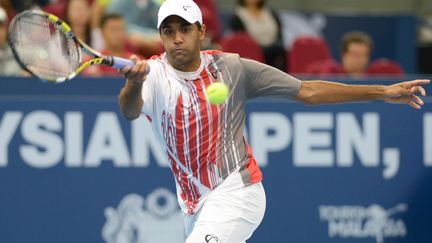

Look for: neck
[245,4,261,16]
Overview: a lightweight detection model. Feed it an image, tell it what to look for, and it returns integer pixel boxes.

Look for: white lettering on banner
[425,113,432,166]
[20,111,63,168]
[250,112,292,166]
[382,148,399,179]
[65,112,83,167]
[293,113,333,166]
[132,117,168,167]
[319,204,408,243]
[0,110,414,176]
[0,112,22,166]
[84,112,131,167]
[336,113,379,167]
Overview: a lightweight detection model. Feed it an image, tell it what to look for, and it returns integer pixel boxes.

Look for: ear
[199,24,207,41]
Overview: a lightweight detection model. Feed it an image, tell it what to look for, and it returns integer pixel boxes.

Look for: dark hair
[159,18,202,33]
[63,0,91,43]
[100,13,124,28]
[341,31,374,54]
[238,0,266,8]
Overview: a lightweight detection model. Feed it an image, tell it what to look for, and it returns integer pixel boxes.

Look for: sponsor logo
[319,204,408,243]
[102,188,184,243]
[183,5,191,11]
[205,234,219,242]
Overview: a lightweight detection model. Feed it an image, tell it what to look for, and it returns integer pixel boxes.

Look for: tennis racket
[7,9,135,83]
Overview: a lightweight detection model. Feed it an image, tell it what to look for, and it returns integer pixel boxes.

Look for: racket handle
[111,56,135,69]
[110,56,151,74]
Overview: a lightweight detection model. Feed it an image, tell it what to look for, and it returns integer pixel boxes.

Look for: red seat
[200,6,222,42]
[288,36,331,74]
[304,59,345,75]
[367,59,404,76]
[220,32,265,63]
[195,0,222,42]
[194,0,218,13]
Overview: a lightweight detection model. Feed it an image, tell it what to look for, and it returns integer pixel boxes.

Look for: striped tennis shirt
[141,50,301,214]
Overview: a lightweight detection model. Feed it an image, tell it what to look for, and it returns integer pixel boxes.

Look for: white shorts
[184,182,266,243]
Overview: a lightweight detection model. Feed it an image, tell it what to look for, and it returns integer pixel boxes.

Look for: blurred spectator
[0,0,16,21]
[230,0,286,71]
[0,6,22,76]
[86,13,134,76]
[90,0,161,57]
[64,0,103,50]
[340,31,373,78]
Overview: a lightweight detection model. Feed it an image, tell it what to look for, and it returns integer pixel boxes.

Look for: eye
[181,26,191,33]
[162,28,172,36]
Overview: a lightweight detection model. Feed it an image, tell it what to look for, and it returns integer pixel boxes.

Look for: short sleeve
[241,58,302,99]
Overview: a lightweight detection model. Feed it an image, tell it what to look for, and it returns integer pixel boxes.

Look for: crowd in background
[0,0,429,78]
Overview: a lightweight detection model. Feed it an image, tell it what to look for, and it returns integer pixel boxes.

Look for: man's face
[159,16,205,71]
[102,18,127,51]
[342,42,371,76]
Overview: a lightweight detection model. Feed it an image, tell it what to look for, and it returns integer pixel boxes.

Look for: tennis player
[118,0,429,242]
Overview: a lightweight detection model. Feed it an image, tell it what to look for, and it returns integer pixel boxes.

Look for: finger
[408,100,422,110]
[411,94,424,106]
[419,86,426,96]
[406,79,430,88]
[138,61,150,76]
[409,86,427,97]
[129,55,139,63]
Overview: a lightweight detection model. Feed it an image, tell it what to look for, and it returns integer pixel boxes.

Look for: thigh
[185,182,266,243]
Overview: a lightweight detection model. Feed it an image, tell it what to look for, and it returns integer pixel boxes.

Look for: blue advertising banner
[0,77,431,243]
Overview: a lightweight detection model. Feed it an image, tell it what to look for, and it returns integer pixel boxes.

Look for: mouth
[172,48,185,55]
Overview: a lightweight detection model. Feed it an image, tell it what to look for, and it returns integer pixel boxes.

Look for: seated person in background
[0,6,22,76]
[230,0,286,71]
[340,31,373,78]
[64,0,104,51]
[84,13,135,77]
[97,0,161,57]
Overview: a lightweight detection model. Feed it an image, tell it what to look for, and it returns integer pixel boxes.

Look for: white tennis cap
[157,0,202,29]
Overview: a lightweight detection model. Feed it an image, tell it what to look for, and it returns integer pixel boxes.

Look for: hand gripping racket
[7,10,135,83]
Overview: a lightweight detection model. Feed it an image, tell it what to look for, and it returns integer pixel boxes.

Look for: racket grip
[111,56,151,74]
[111,57,135,69]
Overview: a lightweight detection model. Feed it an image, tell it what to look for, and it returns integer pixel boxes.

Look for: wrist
[380,85,392,99]
[127,77,145,87]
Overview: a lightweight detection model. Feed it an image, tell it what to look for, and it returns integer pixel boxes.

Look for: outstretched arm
[118,55,150,121]
[295,79,430,109]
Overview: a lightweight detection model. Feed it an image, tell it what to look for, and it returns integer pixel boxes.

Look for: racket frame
[8,10,125,83]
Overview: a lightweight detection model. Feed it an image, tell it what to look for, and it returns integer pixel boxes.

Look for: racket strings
[9,13,81,81]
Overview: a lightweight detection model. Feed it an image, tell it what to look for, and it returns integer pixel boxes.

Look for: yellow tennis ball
[206,82,229,105]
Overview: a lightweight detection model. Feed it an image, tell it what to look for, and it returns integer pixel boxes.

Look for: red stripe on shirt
[175,94,188,168]
[195,72,213,188]
[245,142,263,184]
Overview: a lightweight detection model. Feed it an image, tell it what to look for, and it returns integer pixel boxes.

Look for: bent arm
[118,55,150,121]
[119,81,144,121]
[295,79,429,109]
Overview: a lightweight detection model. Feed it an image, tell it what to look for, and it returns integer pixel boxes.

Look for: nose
[173,31,183,45]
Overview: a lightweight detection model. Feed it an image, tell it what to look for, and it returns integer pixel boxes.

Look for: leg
[185,182,266,243]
